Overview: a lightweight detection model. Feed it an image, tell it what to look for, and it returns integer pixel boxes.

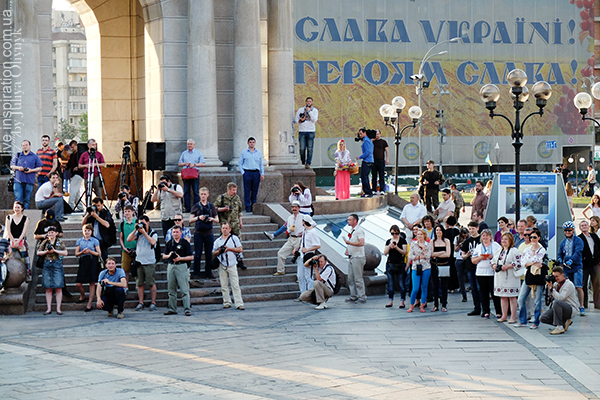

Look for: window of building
[69,88,87,97]
[68,59,86,68]
[69,102,87,111]
[69,44,86,53]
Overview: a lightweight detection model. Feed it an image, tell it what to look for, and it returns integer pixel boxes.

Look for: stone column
[231,0,263,167]
[267,0,297,165]
[188,0,222,167]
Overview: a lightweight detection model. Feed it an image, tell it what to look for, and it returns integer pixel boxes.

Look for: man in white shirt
[34,172,66,221]
[213,222,244,310]
[274,201,304,276]
[541,265,579,334]
[344,213,366,303]
[299,254,337,310]
[400,192,427,239]
[293,97,318,168]
[434,188,455,224]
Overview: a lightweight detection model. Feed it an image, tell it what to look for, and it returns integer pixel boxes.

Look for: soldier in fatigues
[214,182,244,236]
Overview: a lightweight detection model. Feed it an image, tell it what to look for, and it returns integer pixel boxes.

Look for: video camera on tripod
[355,128,377,142]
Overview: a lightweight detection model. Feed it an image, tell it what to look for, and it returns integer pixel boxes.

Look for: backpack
[150,230,162,264]
[325,265,343,295]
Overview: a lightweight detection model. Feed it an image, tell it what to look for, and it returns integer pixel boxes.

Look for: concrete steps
[33,213,302,310]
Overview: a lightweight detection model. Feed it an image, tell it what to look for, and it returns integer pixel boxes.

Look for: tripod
[75,153,109,208]
[111,143,141,203]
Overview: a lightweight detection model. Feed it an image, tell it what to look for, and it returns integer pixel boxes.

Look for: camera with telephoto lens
[545,274,556,283]
[158,182,167,190]
[308,258,319,267]
[291,250,301,263]
[291,187,301,195]
[136,222,145,230]
[86,205,98,214]
[118,192,127,200]
[89,147,96,158]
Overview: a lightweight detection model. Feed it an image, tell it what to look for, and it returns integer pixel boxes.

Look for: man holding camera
[274,201,304,276]
[557,221,586,315]
[344,213,367,303]
[127,215,158,311]
[35,172,66,221]
[163,225,194,316]
[293,97,318,168]
[541,265,579,334]
[299,254,337,310]
[420,160,445,213]
[118,205,137,287]
[238,137,264,213]
[357,128,374,198]
[215,182,243,236]
[83,197,115,262]
[178,139,205,213]
[190,187,219,280]
[10,140,43,209]
[151,175,184,236]
[96,257,127,319]
[213,222,244,309]
[78,139,106,199]
[66,140,85,212]
[114,184,140,219]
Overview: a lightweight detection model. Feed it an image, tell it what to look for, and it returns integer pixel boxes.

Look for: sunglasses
[564,229,574,232]
[530,235,539,239]
[391,232,400,235]
[524,234,531,237]
[174,219,182,222]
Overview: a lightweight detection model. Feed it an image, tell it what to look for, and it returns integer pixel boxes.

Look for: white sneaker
[315,303,326,310]
[263,231,275,241]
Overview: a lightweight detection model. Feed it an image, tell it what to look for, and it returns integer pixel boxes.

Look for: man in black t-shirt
[419,160,444,212]
[189,187,219,280]
[461,221,482,316]
[371,130,389,195]
[384,225,408,308]
[163,226,194,316]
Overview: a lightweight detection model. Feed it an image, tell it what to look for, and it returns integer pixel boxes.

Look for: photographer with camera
[127,215,158,312]
[118,205,137,289]
[163,225,194,316]
[273,201,304,276]
[83,197,115,262]
[35,172,66,221]
[293,97,318,168]
[178,139,206,213]
[66,140,85,212]
[96,257,127,319]
[78,139,106,199]
[114,184,140,219]
[37,226,68,315]
[299,254,336,310]
[289,181,312,216]
[556,221,586,316]
[10,140,43,209]
[541,265,579,334]
[151,175,184,237]
[215,182,243,236]
[213,222,244,310]
[190,188,218,280]
[357,128,374,197]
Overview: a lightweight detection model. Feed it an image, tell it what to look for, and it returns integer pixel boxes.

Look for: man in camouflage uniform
[214,182,244,236]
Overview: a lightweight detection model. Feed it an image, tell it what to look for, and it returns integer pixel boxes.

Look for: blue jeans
[360,161,373,195]
[13,181,34,209]
[371,159,386,192]
[36,196,65,219]
[386,263,408,300]
[298,131,315,165]
[183,178,199,212]
[466,268,481,312]
[273,225,286,238]
[518,281,544,325]
[242,170,261,211]
[410,268,431,305]
[194,232,214,276]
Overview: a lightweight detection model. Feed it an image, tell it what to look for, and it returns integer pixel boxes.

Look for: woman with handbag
[431,225,451,312]
[334,139,352,200]
[294,215,321,294]
[407,228,432,313]
[38,226,67,315]
[515,228,547,329]
[75,223,101,312]
[491,232,522,323]
[472,229,502,319]
[4,201,30,280]
[383,225,407,308]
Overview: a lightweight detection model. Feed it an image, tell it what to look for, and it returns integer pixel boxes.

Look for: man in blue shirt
[238,137,264,213]
[96,257,127,319]
[357,128,374,197]
[178,139,206,213]
[10,140,43,209]
[557,221,586,316]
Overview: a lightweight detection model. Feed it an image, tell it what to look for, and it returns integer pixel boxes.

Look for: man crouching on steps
[299,254,336,310]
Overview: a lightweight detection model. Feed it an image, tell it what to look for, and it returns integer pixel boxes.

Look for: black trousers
[101,286,126,313]
[477,275,501,316]
[371,159,386,192]
[424,188,439,213]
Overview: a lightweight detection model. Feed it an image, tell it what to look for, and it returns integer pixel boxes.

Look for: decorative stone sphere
[363,244,382,271]
[3,258,26,289]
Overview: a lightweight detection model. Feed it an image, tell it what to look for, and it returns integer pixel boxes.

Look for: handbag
[513,265,526,278]
[386,262,402,274]
[210,256,221,270]
[415,263,422,276]
[236,253,246,270]
[348,163,359,175]
[181,167,199,180]
[437,265,450,277]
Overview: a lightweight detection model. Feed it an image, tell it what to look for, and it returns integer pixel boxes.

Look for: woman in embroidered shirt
[407,228,432,313]
[491,232,522,323]
[516,228,546,329]
[75,224,101,312]
[37,226,67,315]
[472,229,502,319]
[334,139,352,200]
[5,201,30,278]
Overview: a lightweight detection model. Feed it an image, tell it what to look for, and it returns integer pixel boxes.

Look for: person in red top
[36,135,58,186]
[78,139,106,200]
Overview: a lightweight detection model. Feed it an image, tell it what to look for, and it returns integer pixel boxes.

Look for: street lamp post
[412,37,459,176]
[379,97,422,195]
[479,69,552,222]
[574,82,600,128]
[433,84,450,174]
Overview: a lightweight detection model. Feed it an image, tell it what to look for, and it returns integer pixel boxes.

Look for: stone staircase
[32,213,301,311]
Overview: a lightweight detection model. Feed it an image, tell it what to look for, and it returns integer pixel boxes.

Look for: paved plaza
[1,292,599,400]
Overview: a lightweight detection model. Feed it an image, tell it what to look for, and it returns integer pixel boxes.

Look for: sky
[52,0,75,11]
